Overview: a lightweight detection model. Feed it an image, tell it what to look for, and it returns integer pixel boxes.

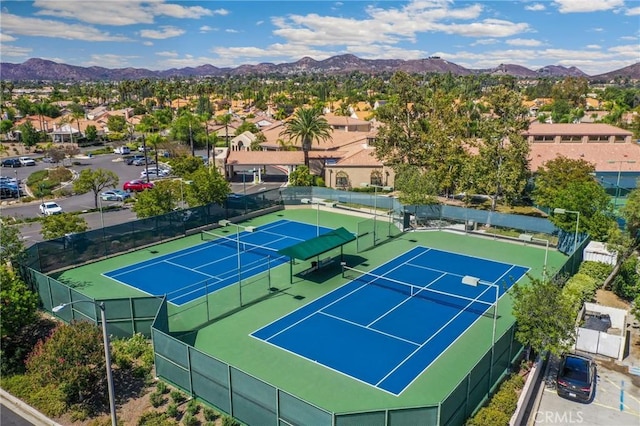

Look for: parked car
[114,146,131,155]
[556,353,597,403]
[125,154,146,165]
[0,184,19,199]
[18,156,36,166]
[133,157,155,166]
[0,176,19,185]
[123,179,154,192]
[39,201,63,215]
[100,189,131,201]
[140,168,169,179]
[1,158,22,168]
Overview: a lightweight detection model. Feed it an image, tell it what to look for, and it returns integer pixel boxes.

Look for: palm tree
[279,107,332,167]
[216,113,232,149]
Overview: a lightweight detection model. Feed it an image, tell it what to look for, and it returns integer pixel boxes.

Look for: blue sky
[1,0,638,75]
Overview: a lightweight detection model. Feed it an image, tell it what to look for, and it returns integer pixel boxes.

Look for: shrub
[488,388,518,413]
[182,414,200,426]
[166,402,180,418]
[562,273,598,310]
[466,407,510,426]
[221,416,240,426]
[203,407,218,422]
[579,261,613,284]
[171,390,186,404]
[156,381,168,394]
[186,399,200,416]
[612,256,640,300]
[111,333,154,377]
[137,411,177,426]
[150,391,165,408]
[1,375,66,417]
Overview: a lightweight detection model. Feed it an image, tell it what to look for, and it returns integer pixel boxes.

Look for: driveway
[533,355,640,425]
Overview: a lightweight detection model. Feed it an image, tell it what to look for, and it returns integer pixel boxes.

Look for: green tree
[394,164,439,205]
[18,120,40,148]
[0,265,38,339]
[41,213,88,240]
[622,184,640,244]
[132,180,177,218]
[279,107,332,167]
[106,115,126,133]
[25,321,105,406]
[170,156,205,178]
[185,167,230,207]
[467,86,530,210]
[216,113,233,148]
[73,168,119,209]
[512,277,576,358]
[85,124,98,142]
[171,111,203,154]
[288,165,314,186]
[0,224,25,266]
[0,119,13,136]
[532,156,596,208]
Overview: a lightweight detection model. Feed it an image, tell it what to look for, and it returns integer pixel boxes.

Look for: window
[533,135,554,143]
[560,135,582,143]
[587,135,610,143]
[336,172,349,188]
[370,170,383,186]
[614,135,626,143]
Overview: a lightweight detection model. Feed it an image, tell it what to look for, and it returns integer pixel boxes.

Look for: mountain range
[1,55,638,82]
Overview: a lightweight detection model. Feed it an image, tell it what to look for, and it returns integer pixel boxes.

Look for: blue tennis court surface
[252,246,529,395]
[103,220,332,305]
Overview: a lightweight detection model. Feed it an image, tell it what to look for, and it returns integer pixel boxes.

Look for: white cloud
[84,54,139,68]
[586,44,601,49]
[225,29,239,34]
[143,41,153,46]
[139,26,185,40]
[211,9,229,16]
[199,26,214,33]
[0,33,17,42]
[256,20,264,26]
[471,39,499,46]
[0,44,32,57]
[525,4,546,12]
[553,0,625,13]
[32,0,214,26]
[506,38,543,47]
[430,19,530,37]
[156,51,179,57]
[1,13,129,41]
[626,6,640,15]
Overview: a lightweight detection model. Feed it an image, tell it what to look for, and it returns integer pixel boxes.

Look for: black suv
[1,158,22,168]
[556,353,597,402]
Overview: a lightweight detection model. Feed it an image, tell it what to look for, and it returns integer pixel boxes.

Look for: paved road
[1,404,34,426]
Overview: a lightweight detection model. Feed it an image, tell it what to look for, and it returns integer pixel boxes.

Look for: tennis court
[103,219,331,305]
[252,246,529,395]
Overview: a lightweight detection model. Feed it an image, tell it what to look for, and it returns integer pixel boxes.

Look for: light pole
[462,276,500,385]
[301,198,320,236]
[15,169,20,202]
[519,234,549,281]
[553,208,580,254]
[52,301,116,426]
[608,160,636,210]
[98,195,105,229]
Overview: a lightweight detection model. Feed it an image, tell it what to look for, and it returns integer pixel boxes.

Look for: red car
[123,179,154,192]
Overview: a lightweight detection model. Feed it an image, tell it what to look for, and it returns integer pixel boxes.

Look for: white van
[114,146,131,155]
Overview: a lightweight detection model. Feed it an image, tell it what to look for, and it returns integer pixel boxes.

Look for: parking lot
[533,356,640,425]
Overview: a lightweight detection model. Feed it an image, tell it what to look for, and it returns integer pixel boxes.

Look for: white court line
[366,272,448,328]
[164,260,216,278]
[318,311,421,346]
[375,283,494,387]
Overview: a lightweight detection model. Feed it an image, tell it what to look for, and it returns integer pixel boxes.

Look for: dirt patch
[595,289,631,310]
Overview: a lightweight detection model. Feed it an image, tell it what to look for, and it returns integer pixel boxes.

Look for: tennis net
[201,230,282,258]
[343,265,496,317]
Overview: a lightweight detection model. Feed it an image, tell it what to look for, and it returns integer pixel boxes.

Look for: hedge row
[466,374,525,426]
[562,261,613,310]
